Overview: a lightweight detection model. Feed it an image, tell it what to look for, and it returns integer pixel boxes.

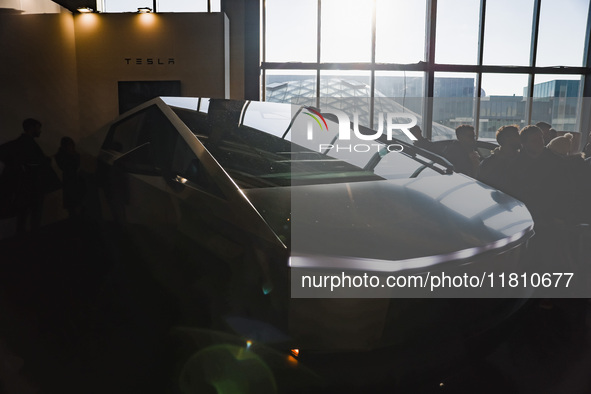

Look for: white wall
[74,12,230,138]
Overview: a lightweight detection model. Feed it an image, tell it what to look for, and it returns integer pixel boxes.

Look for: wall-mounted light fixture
[77,7,94,13]
[137,7,152,13]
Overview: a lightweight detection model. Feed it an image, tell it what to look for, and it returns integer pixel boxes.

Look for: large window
[97,0,221,12]
[531,75,583,132]
[479,74,529,138]
[536,0,589,67]
[262,0,591,140]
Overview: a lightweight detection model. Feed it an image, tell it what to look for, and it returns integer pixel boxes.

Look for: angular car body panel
[90,96,534,355]
[244,175,532,271]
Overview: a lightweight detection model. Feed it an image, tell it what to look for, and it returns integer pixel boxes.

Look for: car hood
[242,174,533,272]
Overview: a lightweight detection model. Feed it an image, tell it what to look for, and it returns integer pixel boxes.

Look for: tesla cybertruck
[91,96,534,356]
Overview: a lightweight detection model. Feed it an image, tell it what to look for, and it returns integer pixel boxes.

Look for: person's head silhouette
[22,118,42,138]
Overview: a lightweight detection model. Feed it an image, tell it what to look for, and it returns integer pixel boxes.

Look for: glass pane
[211,0,221,12]
[319,71,371,127]
[265,70,317,104]
[531,75,582,133]
[104,0,152,12]
[139,108,179,170]
[374,71,424,142]
[435,0,480,64]
[243,101,292,137]
[375,0,426,64]
[266,0,317,62]
[375,71,424,98]
[320,0,372,63]
[171,132,224,197]
[432,72,477,140]
[536,0,590,67]
[479,74,529,139]
[482,0,534,66]
[105,109,147,152]
[157,0,208,12]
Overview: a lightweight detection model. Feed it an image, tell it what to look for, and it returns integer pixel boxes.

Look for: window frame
[261,0,591,142]
[97,0,219,13]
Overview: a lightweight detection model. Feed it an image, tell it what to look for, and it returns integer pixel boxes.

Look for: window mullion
[423,0,437,140]
[370,0,377,129]
[578,0,591,141]
[261,0,267,100]
[473,0,486,138]
[526,0,542,125]
[316,0,321,107]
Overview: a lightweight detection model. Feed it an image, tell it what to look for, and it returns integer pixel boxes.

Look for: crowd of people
[3,116,591,234]
[480,124,591,227]
[0,119,85,235]
[413,121,591,272]
[414,122,591,227]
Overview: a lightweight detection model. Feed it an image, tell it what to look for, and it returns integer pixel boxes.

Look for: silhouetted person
[512,125,565,224]
[442,124,480,177]
[547,133,574,157]
[0,119,56,233]
[546,133,591,223]
[511,127,566,276]
[409,124,440,154]
[535,121,556,146]
[478,125,521,194]
[55,137,85,218]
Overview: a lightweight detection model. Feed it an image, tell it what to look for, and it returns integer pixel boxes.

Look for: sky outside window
[157,0,207,12]
[265,0,317,62]
[320,0,372,62]
[482,0,534,66]
[481,73,529,97]
[375,0,426,64]
[262,0,590,100]
[157,0,221,12]
[264,0,589,69]
[435,0,480,64]
[102,0,220,12]
[537,0,590,67]
[103,0,151,12]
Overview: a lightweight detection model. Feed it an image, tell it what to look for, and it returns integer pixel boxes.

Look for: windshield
[171,99,452,188]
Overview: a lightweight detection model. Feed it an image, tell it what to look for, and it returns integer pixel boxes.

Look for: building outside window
[261,0,591,143]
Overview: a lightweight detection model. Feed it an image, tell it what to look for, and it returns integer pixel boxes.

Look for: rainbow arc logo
[303,107,328,131]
